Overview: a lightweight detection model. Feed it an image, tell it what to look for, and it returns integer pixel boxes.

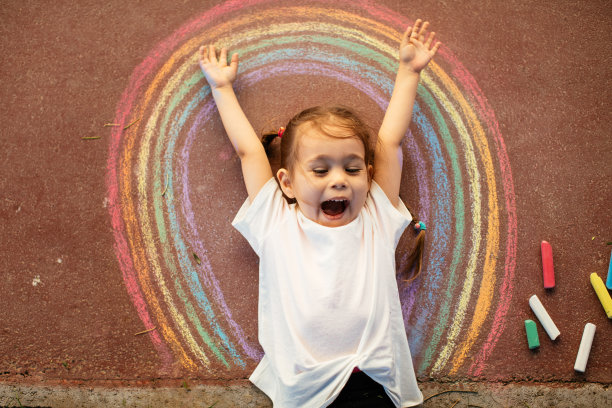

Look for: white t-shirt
[232,178,423,408]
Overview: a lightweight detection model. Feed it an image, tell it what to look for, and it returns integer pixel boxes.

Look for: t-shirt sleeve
[367,181,413,249]
[231,178,285,255]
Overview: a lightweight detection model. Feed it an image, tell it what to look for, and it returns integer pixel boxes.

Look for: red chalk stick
[541,241,555,288]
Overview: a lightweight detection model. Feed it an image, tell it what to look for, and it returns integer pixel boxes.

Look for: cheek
[295,171,321,192]
[299,184,322,203]
[359,174,371,190]
[356,178,371,200]
[292,174,317,199]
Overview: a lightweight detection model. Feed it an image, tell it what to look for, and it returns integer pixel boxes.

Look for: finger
[402,26,411,46]
[219,47,228,67]
[431,41,441,55]
[199,45,208,63]
[229,53,239,75]
[411,19,422,37]
[208,44,217,63]
[418,21,429,42]
[419,21,429,37]
[424,31,436,48]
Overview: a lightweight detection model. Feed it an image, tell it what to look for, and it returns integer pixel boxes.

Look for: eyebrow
[306,153,365,164]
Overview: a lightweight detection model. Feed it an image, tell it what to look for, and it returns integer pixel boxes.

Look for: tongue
[321,200,346,216]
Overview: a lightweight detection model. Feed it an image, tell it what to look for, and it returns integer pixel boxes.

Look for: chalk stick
[606,249,612,290]
[541,241,555,288]
[590,273,612,319]
[524,319,540,349]
[529,295,560,340]
[574,323,596,373]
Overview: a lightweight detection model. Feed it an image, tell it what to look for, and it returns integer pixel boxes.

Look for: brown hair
[262,105,425,281]
[403,214,426,282]
[263,105,374,173]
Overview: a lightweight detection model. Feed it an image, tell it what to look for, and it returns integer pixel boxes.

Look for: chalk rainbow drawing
[107,0,517,377]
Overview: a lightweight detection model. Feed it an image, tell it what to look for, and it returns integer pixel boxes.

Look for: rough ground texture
[1,0,610,406]
[0,382,610,407]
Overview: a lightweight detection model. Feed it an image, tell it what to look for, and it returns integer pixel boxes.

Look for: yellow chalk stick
[590,273,612,319]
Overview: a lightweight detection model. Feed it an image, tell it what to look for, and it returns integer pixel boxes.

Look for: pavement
[1,381,610,407]
[1,0,610,406]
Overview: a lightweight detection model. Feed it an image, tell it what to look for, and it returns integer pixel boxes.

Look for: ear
[276,168,295,199]
[367,164,374,183]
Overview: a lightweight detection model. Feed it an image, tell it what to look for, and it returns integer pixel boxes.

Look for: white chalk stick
[529,295,560,340]
[574,323,596,373]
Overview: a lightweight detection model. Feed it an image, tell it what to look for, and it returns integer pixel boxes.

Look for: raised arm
[199,45,273,202]
[374,20,440,206]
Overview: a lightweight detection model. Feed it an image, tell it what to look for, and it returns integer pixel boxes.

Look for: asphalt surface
[1,0,610,405]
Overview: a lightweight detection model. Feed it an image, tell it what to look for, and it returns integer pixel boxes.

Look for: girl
[199,19,440,408]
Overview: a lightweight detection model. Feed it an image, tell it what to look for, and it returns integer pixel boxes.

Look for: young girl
[199,19,440,408]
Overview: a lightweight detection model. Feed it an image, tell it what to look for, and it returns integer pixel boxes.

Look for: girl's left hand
[399,19,441,73]
[199,45,239,90]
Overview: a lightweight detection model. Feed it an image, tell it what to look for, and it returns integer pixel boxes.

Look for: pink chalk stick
[541,241,555,288]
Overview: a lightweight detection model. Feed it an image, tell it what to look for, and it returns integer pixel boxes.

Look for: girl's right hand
[198,45,239,89]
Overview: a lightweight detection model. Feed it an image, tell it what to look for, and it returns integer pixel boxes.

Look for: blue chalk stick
[607,249,612,290]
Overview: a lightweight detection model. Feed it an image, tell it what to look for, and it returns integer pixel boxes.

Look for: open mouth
[321,199,348,217]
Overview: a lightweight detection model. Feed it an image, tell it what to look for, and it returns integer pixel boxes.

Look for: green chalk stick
[525,319,540,349]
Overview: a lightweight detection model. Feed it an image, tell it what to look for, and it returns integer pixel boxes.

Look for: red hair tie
[277,127,285,138]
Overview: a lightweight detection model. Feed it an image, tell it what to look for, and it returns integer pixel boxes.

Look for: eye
[312,168,328,175]
[345,167,362,174]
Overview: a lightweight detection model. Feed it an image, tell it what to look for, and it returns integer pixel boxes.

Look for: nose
[330,168,347,189]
